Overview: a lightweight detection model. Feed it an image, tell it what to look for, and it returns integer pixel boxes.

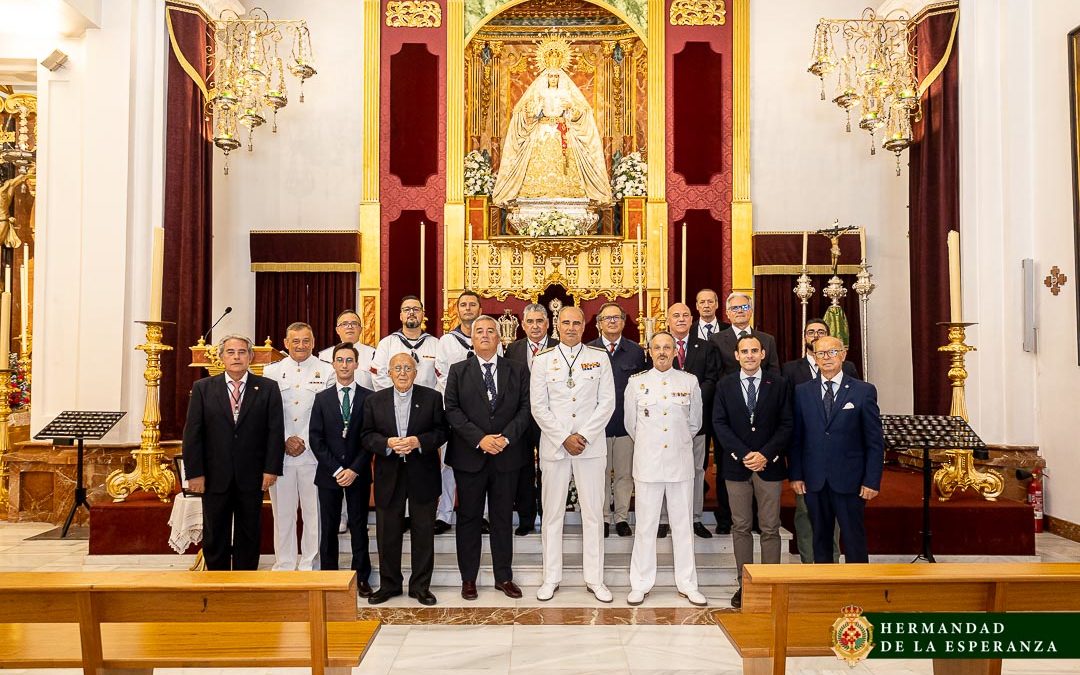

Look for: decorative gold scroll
[386,0,442,28]
[669,0,727,26]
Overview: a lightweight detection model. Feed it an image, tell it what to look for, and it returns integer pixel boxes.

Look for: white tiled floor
[1,521,1079,674]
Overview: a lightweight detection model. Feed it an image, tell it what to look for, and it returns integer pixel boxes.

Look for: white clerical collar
[394,387,412,398]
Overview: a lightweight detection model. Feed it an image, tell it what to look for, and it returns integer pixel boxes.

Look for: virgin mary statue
[492,66,612,207]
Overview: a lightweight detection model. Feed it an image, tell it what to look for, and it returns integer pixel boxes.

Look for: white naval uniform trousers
[530,344,615,586]
[623,367,703,594]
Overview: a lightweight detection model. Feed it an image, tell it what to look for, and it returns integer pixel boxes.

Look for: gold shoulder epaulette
[586,345,607,352]
[629,370,648,378]
[536,346,557,356]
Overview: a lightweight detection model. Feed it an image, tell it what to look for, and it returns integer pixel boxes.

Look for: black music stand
[881,414,986,563]
[35,411,125,538]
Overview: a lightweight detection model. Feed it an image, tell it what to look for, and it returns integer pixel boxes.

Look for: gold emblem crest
[830,605,874,667]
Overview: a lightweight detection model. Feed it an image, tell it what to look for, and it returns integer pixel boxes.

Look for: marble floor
[1,521,1079,674]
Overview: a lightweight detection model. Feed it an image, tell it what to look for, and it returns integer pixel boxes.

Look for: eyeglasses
[813,349,842,359]
[337,321,360,328]
[390,365,415,373]
[598,315,623,323]
[401,307,423,314]
[804,328,828,336]
[727,303,751,312]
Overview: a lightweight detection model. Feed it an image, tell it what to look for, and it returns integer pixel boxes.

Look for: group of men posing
[181,289,883,609]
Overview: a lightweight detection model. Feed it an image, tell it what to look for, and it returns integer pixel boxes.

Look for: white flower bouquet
[511,209,596,237]
[464,150,495,196]
[611,151,647,201]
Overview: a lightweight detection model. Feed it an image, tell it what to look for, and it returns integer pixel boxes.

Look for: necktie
[530,342,540,356]
[608,342,616,355]
[229,379,243,420]
[705,323,714,339]
[341,386,351,425]
[746,376,757,416]
[677,339,686,367]
[483,362,497,411]
[738,330,749,340]
[824,380,835,420]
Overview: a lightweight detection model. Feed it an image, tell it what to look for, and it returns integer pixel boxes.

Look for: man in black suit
[361,353,448,605]
[504,303,558,535]
[588,302,647,537]
[664,303,719,538]
[780,318,857,563]
[309,343,374,597]
[444,315,533,600]
[709,293,780,376]
[691,288,730,342]
[182,335,285,570]
[713,335,793,608]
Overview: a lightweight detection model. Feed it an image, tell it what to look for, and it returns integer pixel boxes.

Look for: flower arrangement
[464,150,495,196]
[511,210,595,237]
[7,353,28,409]
[611,150,647,201]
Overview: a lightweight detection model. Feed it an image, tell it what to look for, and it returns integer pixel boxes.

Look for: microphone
[202,306,233,343]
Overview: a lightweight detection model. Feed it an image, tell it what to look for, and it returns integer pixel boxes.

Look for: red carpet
[780,466,1036,556]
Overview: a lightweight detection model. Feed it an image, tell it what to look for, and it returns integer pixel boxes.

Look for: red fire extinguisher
[1028,468,1045,533]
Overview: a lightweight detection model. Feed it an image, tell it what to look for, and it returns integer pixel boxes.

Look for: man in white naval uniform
[263,321,329,571]
[318,309,376,392]
[370,296,438,391]
[530,305,615,602]
[623,332,707,607]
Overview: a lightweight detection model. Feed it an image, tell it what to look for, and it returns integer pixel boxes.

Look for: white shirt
[262,356,330,466]
[371,331,438,391]
[434,328,502,393]
[821,370,845,399]
[529,343,615,462]
[525,335,551,369]
[730,324,752,340]
[623,367,702,482]
[224,372,249,420]
[739,368,762,408]
[318,343,376,392]
[478,353,499,399]
[602,338,619,353]
[697,320,721,341]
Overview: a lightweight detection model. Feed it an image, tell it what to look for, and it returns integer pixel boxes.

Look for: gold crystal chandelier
[1,94,37,178]
[808,9,919,175]
[207,7,315,175]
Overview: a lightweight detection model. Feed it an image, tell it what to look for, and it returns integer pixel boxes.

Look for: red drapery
[161,4,213,439]
[254,272,356,350]
[909,5,959,414]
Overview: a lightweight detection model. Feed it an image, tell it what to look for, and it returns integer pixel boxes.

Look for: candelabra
[637,313,657,347]
[851,260,875,379]
[793,267,816,342]
[105,321,177,502]
[496,309,520,348]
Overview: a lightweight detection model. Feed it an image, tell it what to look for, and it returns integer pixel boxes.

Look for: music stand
[881,414,986,563]
[35,411,126,538]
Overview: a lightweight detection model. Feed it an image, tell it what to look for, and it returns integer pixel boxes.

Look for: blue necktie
[483,363,497,411]
[746,376,757,416]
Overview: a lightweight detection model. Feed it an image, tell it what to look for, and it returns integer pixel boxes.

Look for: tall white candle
[20,245,28,350]
[947,230,961,322]
[419,221,426,309]
[801,231,808,268]
[149,226,165,321]
[3,265,9,293]
[0,291,11,367]
[680,222,687,304]
[636,223,644,319]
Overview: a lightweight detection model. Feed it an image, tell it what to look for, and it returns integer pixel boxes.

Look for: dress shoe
[494,580,523,599]
[357,581,373,598]
[693,522,713,539]
[536,582,559,601]
[515,525,535,536]
[460,581,478,601]
[616,521,632,537]
[680,589,708,607]
[626,589,648,606]
[730,588,742,609]
[409,589,437,606]
[587,583,613,603]
[434,519,452,535]
[714,523,732,535]
[604,522,610,538]
[656,523,670,538]
[481,518,490,534]
[367,588,402,605]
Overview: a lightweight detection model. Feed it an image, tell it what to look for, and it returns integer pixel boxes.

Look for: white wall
[211,0,364,346]
[751,0,914,414]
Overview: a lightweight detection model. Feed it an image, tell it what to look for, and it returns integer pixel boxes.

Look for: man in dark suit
[709,293,780,376]
[361,352,448,605]
[664,303,720,538]
[691,288,730,342]
[781,318,857,564]
[309,342,374,597]
[789,336,884,564]
[444,315,533,600]
[588,302,647,537]
[504,303,558,535]
[713,334,793,608]
[182,335,285,571]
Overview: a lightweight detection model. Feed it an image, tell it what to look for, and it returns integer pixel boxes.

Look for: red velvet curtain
[909,6,959,414]
[160,4,212,439]
[255,273,356,349]
[753,274,863,377]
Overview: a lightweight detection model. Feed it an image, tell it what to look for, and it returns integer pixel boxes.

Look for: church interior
[2,0,1080,672]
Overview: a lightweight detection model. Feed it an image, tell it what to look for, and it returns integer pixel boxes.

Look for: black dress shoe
[693,522,713,539]
[357,581,373,598]
[481,518,490,534]
[515,525,535,536]
[604,522,610,538]
[409,589,437,606]
[368,588,402,605]
[494,580,523,599]
[656,524,670,538]
[715,523,732,535]
[434,519,452,535]
[616,521,632,537]
[461,581,478,600]
[731,588,742,609]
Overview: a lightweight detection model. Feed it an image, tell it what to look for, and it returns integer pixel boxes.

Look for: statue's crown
[533,31,574,72]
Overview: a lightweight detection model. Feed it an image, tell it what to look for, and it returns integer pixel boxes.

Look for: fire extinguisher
[1027,468,1045,533]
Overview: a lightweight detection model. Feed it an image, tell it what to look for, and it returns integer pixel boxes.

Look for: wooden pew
[715,562,1080,675]
[0,571,380,675]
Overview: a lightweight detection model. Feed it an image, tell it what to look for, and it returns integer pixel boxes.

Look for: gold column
[489,42,503,140]
[105,322,177,502]
[0,370,12,511]
[360,0,382,337]
[446,0,467,299]
[730,0,753,295]
[647,0,668,308]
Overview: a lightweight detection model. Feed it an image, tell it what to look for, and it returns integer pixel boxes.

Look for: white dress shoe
[680,589,708,607]
[626,589,647,606]
[536,582,560,601]
[587,583,613,603]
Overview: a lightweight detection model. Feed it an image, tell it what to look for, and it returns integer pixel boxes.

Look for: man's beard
[405,317,421,329]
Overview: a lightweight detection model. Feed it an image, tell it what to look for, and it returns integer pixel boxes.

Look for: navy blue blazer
[789,375,884,494]
[587,337,647,437]
[308,382,373,489]
[712,371,793,482]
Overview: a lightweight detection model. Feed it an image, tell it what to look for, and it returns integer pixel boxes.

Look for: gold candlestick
[105,321,177,502]
[933,322,1004,501]
[0,369,12,511]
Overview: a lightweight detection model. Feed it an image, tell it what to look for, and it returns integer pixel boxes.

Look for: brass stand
[933,322,1004,501]
[105,321,177,502]
[0,369,12,512]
